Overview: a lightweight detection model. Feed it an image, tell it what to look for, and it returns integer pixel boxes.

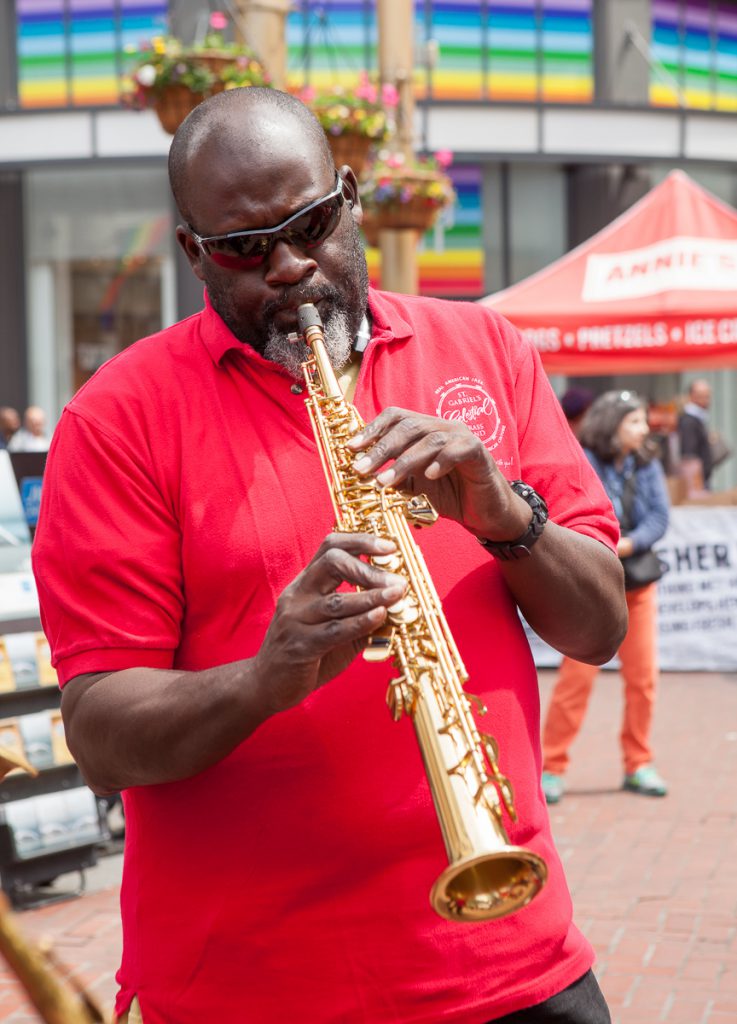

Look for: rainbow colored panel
[286,0,377,94]
[287,2,593,105]
[286,1,428,99]
[540,0,593,103]
[487,3,539,101]
[715,1,737,110]
[365,164,484,299]
[651,0,737,110]
[427,1,484,101]
[651,0,681,106]
[16,0,168,108]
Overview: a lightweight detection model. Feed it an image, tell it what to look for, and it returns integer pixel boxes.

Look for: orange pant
[542,582,659,777]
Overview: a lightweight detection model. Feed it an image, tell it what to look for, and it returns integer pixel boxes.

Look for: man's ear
[176,225,207,283]
[338,165,363,222]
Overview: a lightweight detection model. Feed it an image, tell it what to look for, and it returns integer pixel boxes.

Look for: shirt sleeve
[502,321,619,552]
[628,460,671,553]
[32,408,184,686]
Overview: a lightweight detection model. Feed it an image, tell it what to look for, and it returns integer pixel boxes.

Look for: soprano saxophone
[295,303,547,921]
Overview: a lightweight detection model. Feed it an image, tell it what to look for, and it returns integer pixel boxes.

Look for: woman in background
[541,390,670,804]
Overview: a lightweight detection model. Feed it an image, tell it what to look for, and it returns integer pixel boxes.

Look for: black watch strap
[478,480,549,561]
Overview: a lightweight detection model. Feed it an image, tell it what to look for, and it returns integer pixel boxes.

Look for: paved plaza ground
[0,667,734,1023]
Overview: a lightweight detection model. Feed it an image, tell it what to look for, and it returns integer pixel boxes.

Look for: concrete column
[567,164,652,249]
[0,172,28,408]
[376,0,419,295]
[232,0,292,90]
[593,0,652,105]
[171,196,207,321]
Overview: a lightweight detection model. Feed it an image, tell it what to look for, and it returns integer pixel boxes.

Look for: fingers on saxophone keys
[316,583,406,625]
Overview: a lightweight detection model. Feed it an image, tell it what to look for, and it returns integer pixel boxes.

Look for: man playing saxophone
[33,88,626,1024]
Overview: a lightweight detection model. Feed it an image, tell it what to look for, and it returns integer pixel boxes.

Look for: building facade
[1,0,737,485]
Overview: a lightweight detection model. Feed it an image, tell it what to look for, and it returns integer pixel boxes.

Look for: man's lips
[271,297,327,329]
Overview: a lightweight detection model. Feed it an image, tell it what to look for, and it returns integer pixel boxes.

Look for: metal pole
[376,0,419,295]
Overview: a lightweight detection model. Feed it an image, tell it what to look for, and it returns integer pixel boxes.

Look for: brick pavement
[0,668,734,1023]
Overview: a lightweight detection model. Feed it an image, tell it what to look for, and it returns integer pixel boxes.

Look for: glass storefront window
[25,165,174,423]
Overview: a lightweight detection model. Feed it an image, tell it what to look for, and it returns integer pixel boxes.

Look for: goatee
[263,307,353,380]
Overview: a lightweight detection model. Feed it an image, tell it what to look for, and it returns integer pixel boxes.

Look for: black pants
[485,970,611,1023]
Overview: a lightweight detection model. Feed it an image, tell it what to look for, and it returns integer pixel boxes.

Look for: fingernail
[382,584,405,601]
[377,468,395,486]
[375,538,396,552]
[349,432,364,446]
[353,456,371,473]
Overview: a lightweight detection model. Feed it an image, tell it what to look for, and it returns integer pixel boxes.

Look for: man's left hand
[346,406,530,541]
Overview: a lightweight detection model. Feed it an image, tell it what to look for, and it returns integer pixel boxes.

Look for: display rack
[0,451,109,907]
[0,617,109,907]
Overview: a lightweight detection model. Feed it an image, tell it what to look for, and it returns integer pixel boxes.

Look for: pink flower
[381,83,399,108]
[298,85,316,103]
[355,81,377,103]
[209,11,228,30]
[434,149,453,168]
[385,152,405,169]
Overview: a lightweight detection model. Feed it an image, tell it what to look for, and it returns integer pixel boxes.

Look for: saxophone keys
[370,552,403,572]
[364,625,395,662]
[387,597,420,624]
[386,677,415,720]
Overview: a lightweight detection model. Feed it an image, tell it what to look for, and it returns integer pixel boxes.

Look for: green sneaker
[623,764,668,797]
[541,771,565,805]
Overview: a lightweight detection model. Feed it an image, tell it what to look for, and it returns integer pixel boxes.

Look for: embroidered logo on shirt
[434,377,507,451]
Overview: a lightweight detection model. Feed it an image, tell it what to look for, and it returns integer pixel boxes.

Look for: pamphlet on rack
[0,450,38,622]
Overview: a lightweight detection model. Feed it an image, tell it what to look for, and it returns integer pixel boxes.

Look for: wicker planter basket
[360,196,441,245]
[152,82,224,134]
[359,167,452,242]
[147,53,247,134]
[326,132,375,175]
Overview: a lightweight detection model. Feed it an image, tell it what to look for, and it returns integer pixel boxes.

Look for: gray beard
[263,307,354,380]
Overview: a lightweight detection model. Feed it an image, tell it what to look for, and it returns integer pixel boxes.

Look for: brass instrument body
[0,893,104,1024]
[297,303,547,921]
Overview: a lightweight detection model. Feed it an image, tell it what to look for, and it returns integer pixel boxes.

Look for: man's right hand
[253,531,407,715]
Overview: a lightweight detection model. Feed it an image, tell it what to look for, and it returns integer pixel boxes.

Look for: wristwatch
[477,481,549,561]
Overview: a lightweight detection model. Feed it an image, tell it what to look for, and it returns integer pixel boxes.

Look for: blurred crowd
[0,406,50,453]
[559,380,732,502]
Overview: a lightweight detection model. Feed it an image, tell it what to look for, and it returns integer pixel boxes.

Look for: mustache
[261,283,342,323]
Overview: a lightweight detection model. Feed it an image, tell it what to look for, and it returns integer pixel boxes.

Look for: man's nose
[264,238,318,285]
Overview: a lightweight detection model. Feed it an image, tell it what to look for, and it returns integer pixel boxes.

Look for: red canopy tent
[480,170,737,375]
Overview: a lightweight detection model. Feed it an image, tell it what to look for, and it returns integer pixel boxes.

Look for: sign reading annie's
[582,236,737,303]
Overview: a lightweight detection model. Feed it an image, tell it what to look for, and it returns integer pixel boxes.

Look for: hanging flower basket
[152,79,224,134]
[359,152,456,243]
[122,16,271,135]
[325,132,375,175]
[295,77,397,177]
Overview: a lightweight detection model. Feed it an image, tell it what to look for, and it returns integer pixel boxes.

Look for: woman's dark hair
[578,390,656,465]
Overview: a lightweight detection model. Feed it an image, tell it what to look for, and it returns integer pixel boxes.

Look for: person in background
[33,87,627,1024]
[541,390,670,805]
[559,386,595,439]
[677,379,713,490]
[8,406,50,453]
[0,407,20,450]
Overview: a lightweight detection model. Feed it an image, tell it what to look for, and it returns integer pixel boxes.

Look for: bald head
[168,87,332,225]
[689,379,712,410]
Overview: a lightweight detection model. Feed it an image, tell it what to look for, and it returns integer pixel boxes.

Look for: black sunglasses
[187,173,350,271]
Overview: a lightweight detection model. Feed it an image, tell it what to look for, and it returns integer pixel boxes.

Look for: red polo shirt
[33,289,617,1024]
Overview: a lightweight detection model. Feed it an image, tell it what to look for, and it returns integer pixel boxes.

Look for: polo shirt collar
[367,288,413,347]
[198,286,414,368]
[198,291,253,366]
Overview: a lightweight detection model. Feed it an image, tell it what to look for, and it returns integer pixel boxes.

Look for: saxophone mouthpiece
[297,303,323,333]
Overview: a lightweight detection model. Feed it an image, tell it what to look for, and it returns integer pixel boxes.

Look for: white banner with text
[526,505,737,673]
